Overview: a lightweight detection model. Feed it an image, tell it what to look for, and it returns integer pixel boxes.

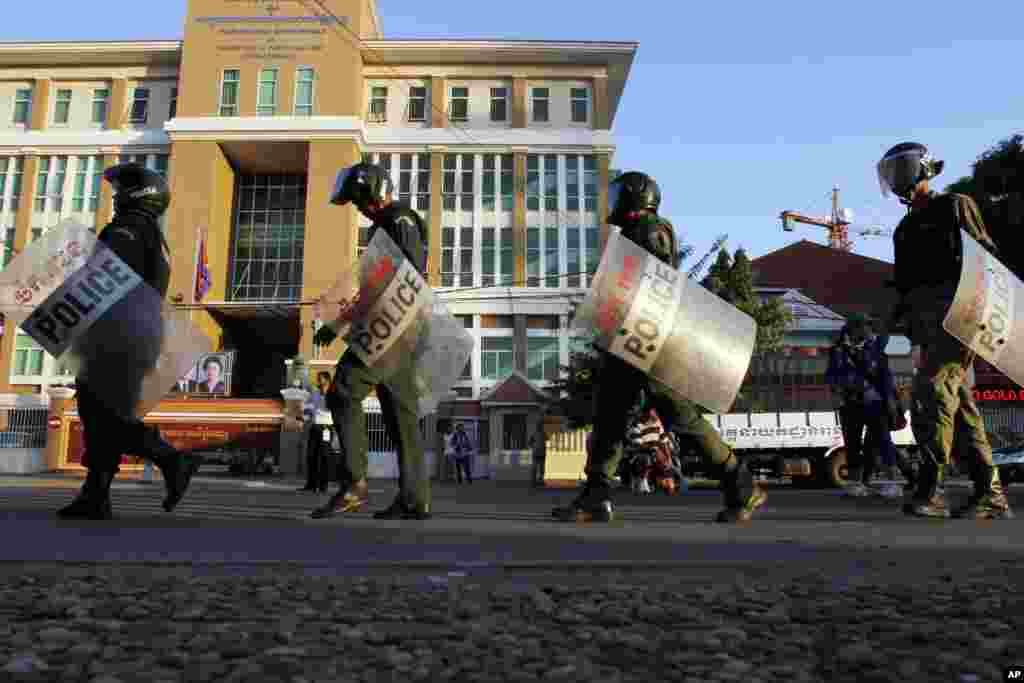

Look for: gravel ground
[1,561,1022,683]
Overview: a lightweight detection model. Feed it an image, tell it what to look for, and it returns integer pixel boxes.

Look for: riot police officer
[57,163,200,520]
[552,171,767,523]
[880,142,1013,519]
[311,162,432,520]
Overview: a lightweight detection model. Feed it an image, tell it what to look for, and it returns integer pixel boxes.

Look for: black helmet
[607,171,660,224]
[330,162,392,209]
[103,162,171,219]
[877,142,944,201]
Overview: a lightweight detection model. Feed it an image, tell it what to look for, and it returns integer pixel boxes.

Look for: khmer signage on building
[196,0,348,61]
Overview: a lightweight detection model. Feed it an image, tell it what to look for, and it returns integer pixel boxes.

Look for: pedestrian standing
[299,372,334,493]
[452,423,473,484]
[826,314,904,499]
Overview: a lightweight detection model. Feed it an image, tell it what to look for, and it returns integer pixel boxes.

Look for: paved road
[1,475,1022,579]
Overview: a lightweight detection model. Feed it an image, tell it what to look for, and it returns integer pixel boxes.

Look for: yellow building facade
[0,0,636,452]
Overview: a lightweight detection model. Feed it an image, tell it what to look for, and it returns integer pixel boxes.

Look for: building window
[91,88,110,124]
[229,174,307,301]
[397,153,430,212]
[71,156,102,212]
[153,154,169,178]
[527,337,559,382]
[482,337,514,381]
[585,226,600,282]
[490,87,508,122]
[13,88,31,124]
[408,86,426,122]
[256,69,278,116]
[129,88,150,124]
[35,156,67,214]
[449,86,469,122]
[220,69,240,116]
[526,154,558,212]
[545,226,560,286]
[526,227,561,288]
[570,87,590,124]
[567,156,580,211]
[368,86,387,122]
[567,230,581,288]
[54,89,72,125]
[502,414,528,451]
[13,333,44,376]
[441,226,473,288]
[442,154,474,212]
[583,155,598,211]
[168,87,178,119]
[0,157,24,213]
[480,226,513,287]
[499,154,514,211]
[294,68,315,116]
[531,87,549,123]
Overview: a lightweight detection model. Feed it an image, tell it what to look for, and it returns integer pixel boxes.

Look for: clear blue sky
[4,0,1021,264]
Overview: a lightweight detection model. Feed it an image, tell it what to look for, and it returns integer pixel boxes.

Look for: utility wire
[298,0,484,147]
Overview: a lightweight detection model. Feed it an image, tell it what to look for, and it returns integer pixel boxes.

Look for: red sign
[47,416,61,430]
[65,419,280,466]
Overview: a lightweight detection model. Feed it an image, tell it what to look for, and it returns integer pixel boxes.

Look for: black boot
[311,479,369,519]
[954,464,1014,520]
[372,495,432,520]
[905,463,950,518]
[552,478,614,522]
[716,459,767,523]
[140,426,201,512]
[57,469,116,520]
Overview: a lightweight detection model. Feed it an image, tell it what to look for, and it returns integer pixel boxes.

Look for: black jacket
[369,203,428,275]
[97,210,171,298]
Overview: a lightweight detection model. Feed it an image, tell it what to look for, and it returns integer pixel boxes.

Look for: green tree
[702,248,732,298]
[709,247,793,411]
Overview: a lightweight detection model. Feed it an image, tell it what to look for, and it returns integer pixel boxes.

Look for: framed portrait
[174,352,235,397]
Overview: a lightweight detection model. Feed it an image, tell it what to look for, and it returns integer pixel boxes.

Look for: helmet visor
[877,150,925,199]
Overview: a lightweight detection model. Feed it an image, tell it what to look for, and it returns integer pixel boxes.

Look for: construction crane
[780,186,893,251]
[687,234,729,279]
[780,187,853,251]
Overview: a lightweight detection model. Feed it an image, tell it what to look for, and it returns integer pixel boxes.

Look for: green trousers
[587,354,735,483]
[904,292,993,470]
[327,349,429,506]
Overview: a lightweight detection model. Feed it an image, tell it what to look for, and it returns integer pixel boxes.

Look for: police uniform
[312,163,432,520]
[892,191,1011,518]
[553,172,766,524]
[58,163,199,520]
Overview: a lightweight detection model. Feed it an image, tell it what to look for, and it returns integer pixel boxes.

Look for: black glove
[314,325,338,347]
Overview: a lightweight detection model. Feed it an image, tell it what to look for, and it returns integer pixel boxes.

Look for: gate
[0,394,49,473]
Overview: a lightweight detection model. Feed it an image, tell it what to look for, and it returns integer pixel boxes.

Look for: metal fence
[0,394,49,450]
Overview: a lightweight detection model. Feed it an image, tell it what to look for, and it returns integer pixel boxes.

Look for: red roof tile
[751,240,898,319]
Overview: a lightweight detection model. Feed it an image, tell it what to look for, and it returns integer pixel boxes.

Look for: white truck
[687,410,918,487]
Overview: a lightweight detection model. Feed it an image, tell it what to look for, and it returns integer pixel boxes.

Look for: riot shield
[0,219,212,419]
[571,227,756,414]
[315,229,473,416]
[943,229,1024,387]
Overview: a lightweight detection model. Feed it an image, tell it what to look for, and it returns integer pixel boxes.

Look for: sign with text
[316,229,474,416]
[66,418,280,467]
[572,227,756,414]
[0,220,212,419]
[195,0,348,61]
